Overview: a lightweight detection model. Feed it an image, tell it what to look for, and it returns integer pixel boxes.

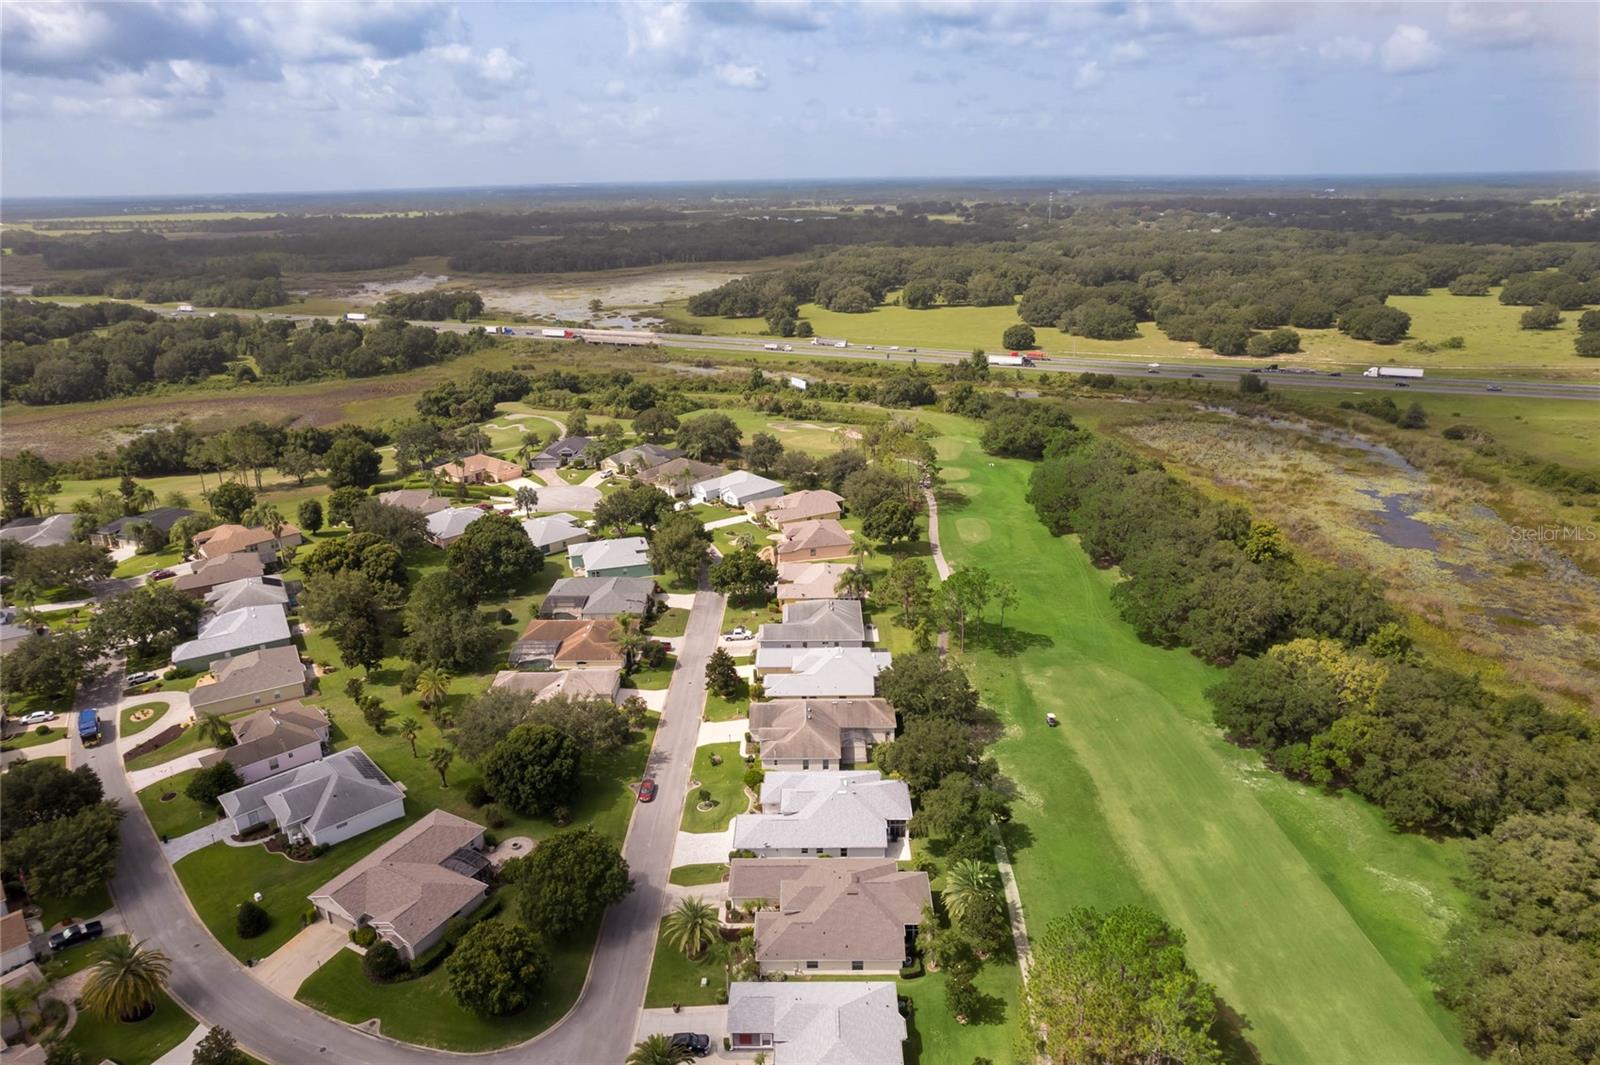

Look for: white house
[732,771,911,858]
[727,981,906,1064]
[761,647,892,699]
[425,507,487,547]
[521,513,589,555]
[217,747,404,847]
[691,470,786,508]
[199,701,328,785]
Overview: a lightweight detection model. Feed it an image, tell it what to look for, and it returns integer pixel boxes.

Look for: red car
[638,778,658,803]
[476,502,496,512]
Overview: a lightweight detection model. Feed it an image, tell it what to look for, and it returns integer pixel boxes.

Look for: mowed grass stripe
[932,426,1470,1065]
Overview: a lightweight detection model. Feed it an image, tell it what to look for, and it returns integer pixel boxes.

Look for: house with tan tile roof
[436,453,524,484]
[774,562,855,605]
[749,490,844,527]
[308,810,491,961]
[193,523,302,564]
[771,519,854,564]
[728,858,930,974]
[639,457,727,497]
[490,667,622,702]
[749,698,895,770]
[508,618,623,670]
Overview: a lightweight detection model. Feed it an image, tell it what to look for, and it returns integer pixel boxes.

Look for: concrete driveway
[696,719,747,746]
[502,476,599,513]
[635,1005,729,1050]
[161,820,232,861]
[673,827,735,867]
[127,749,218,792]
[251,921,348,999]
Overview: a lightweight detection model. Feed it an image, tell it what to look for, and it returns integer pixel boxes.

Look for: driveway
[696,719,747,746]
[702,515,752,531]
[635,1005,728,1049]
[161,821,232,861]
[672,827,735,867]
[127,749,217,793]
[251,921,349,999]
[116,692,192,754]
[1,736,71,768]
[502,476,599,514]
[620,687,667,712]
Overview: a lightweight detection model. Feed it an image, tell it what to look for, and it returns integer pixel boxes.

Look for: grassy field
[672,286,1600,377]
[924,411,1473,1065]
[64,987,196,1065]
[137,770,219,839]
[680,742,748,833]
[295,914,598,1051]
[1,723,67,749]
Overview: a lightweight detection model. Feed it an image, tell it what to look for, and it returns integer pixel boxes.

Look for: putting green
[929,416,1470,1065]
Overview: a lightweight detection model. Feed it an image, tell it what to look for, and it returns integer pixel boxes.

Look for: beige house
[508,619,624,671]
[775,562,855,605]
[200,701,328,785]
[728,982,907,1064]
[749,490,844,527]
[174,552,266,599]
[728,859,930,974]
[377,489,452,516]
[193,523,303,564]
[490,668,622,702]
[772,519,854,564]
[437,453,524,484]
[0,912,36,975]
[639,457,727,497]
[190,645,312,717]
[308,810,491,961]
[748,698,895,771]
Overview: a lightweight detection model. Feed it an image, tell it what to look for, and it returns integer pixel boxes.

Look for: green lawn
[625,655,677,691]
[43,933,126,982]
[138,770,221,839]
[34,882,112,931]
[113,545,184,579]
[668,863,728,886]
[926,412,1472,1065]
[295,914,597,1051]
[120,701,170,739]
[1,724,66,749]
[648,607,689,638]
[123,720,217,772]
[64,987,196,1065]
[681,742,748,833]
[702,686,749,723]
[643,918,724,1008]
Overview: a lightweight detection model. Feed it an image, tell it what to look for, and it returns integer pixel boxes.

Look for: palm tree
[80,939,172,1022]
[514,485,540,515]
[195,712,235,749]
[416,666,451,711]
[615,628,648,672]
[627,1034,693,1065]
[398,717,422,758]
[942,859,1004,929]
[429,747,454,787]
[1,977,44,1036]
[663,896,720,959]
[835,565,872,601]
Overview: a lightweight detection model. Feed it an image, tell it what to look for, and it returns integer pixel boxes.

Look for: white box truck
[988,353,1032,367]
[1362,366,1424,379]
[344,312,368,322]
[176,304,194,313]
[541,329,574,339]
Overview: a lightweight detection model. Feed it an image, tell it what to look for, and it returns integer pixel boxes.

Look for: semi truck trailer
[1362,366,1424,378]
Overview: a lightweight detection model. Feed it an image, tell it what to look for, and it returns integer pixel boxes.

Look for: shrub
[362,940,410,984]
[743,766,765,791]
[464,781,490,808]
[351,926,379,947]
[235,900,270,940]
[1519,303,1562,330]
[34,724,50,736]
[398,664,420,695]
[482,803,507,829]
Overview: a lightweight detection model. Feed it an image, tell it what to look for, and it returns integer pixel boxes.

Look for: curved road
[78,585,726,1065]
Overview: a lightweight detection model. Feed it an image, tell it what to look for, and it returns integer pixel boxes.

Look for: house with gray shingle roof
[521,513,589,555]
[569,537,652,578]
[732,771,911,859]
[539,576,655,619]
[749,698,895,770]
[189,644,311,717]
[90,507,196,549]
[425,507,487,547]
[531,436,596,470]
[203,576,290,617]
[728,858,930,974]
[377,489,452,516]
[170,604,292,671]
[727,981,907,1064]
[692,470,786,508]
[308,810,491,960]
[602,443,683,474]
[199,701,328,784]
[0,514,75,549]
[174,553,266,599]
[761,647,892,699]
[755,599,871,674]
[217,747,404,847]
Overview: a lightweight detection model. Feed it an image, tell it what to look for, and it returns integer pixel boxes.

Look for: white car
[126,671,159,686]
[17,711,56,726]
[599,469,615,479]
[782,344,794,352]
[723,626,753,641]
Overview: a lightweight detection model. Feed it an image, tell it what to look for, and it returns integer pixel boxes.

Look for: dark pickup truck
[48,920,104,953]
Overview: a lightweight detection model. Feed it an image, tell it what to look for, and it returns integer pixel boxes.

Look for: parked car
[126,671,158,686]
[149,569,175,580]
[905,347,917,352]
[476,502,496,511]
[48,921,104,953]
[670,1033,712,1058]
[638,778,658,803]
[1327,372,1342,377]
[724,626,752,641]
[17,710,56,726]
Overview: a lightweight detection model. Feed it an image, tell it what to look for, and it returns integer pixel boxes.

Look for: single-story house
[0,513,75,549]
[189,644,312,717]
[761,647,893,699]
[436,453,524,485]
[91,507,196,550]
[193,523,302,564]
[0,911,36,975]
[308,810,491,961]
[377,489,452,516]
[530,436,596,470]
[775,562,855,605]
[727,981,907,1064]
[508,619,623,671]
[569,537,652,578]
[729,858,930,974]
[491,667,622,703]
[602,443,683,474]
[199,701,328,785]
[749,698,895,771]
[732,771,911,858]
[217,747,404,847]
[170,605,292,672]
[175,553,267,599]
[755,599,870,669]
[748,490,844,527]
[539,576,655,619]
[521,513,589,555]
[203,576,291,617]
[425,507,486,547]
[0,622,35,656]
[771,519,854,564]
[691,470,787,508]
[639,458,727,497]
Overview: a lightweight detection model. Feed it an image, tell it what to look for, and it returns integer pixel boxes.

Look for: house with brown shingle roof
[728,858,930,974]
[192,523,302,564]
[639,457,727,497]
[199,701,328,785]
[749,698,895,771]
[749,490,844,527]
[377,489,452,516]
[771,519,854,564]
[508,618,623,670]
[490,667,622,702]
[436,453,524,485]
[308,810,491,961]
[174,552,267,599]
[189,644,311,717]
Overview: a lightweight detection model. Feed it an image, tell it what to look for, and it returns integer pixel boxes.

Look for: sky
[1,1,1597,199]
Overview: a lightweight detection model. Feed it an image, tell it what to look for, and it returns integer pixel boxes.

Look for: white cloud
[1108,41,1147,65]
[714,62,768,90]
[1444,2,1542,47]
[1380,25,1442,75]
[1073,60,1105,90]
[1319,35,1374,65]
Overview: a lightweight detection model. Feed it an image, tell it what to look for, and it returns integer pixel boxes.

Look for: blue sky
[2,1,1595,198]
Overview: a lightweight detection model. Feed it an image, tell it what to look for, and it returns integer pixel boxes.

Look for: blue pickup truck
[76,708,101,746]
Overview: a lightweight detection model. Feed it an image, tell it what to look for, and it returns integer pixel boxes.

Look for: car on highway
[1190,372,1204,378]
[1393,381,1410,388]
[1146,367,1160,374]
[16,710,56,726]
[149,569,175,580]
[905,347,917,352]
[48,921,104,953]
[724,626,753,641]
[863,345,876,350]
[670,1033,712,1058]
[637,778,658,803]
[1327,372,1342,377]
[1486,384,1503,392]
[126,671,159,686]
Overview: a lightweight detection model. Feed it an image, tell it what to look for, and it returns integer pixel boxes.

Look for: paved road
[81,588,726,1065]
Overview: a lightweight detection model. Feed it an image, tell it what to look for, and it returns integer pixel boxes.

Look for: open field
[924,411,1472,1065]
